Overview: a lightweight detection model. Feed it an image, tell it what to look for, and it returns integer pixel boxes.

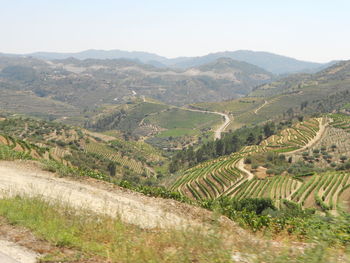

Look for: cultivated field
[172,117,350,213]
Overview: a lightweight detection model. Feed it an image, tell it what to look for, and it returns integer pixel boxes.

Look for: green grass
[0,144,33,161]
[0,195,348,263]
[193,97,264,114]
[146,108,221,130]
[0,195,231,263]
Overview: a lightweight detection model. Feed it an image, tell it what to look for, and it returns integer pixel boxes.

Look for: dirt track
[0,160,249,261]
[285,118,328,155]
[254,100,267,115]
[0,161,240,231]
[183,108,231,139]
[0,159,309,261]
[237,158,254,180]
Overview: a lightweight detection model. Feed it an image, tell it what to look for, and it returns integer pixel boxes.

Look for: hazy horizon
[1,0,350,63]
[3,48,339,64]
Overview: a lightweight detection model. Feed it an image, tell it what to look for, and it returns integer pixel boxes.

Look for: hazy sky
[1,0,349,62]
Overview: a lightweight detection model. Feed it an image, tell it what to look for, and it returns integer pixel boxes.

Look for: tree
[286,108,294,117]
[331,144,337,151]
[246,133,255,145]
[215,140,225,156]
[340,156,348,163]
[300,101,308,111]
[263,123,274,137]
[107,162,116,177]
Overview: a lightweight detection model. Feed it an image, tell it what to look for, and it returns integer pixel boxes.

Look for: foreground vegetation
[0,126,350,261]
[0,195,349,262]
[23,158,350,248]
[0,196,232,262]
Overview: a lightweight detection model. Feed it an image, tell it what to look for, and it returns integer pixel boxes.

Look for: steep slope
[171,117,325,200]
[171,116,350,213]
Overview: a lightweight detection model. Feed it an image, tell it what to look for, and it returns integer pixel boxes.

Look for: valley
[2,1,350,261]
[0,51,350,263]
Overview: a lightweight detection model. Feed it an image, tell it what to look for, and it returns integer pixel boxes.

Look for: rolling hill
[0,115,165,180]
[2,49,334,74]
[167,50,332,74]
[0,56,273,120]
[192,60,350,131]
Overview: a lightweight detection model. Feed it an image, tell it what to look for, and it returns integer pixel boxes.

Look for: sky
[1,0,349,62]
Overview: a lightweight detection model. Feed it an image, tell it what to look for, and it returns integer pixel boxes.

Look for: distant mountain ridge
[167,50,335,74]
[2,49,337,75]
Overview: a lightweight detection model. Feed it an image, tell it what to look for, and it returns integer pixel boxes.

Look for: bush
[251,164,259,169]
[231,198,276,215]
[313,149,320,154]
[244,157,252,164]
[266,169,275,175]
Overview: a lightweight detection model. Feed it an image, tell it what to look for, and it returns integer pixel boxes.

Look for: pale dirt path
[0,161,309,261]
[254,100,267,115]
[284,118,328,156]
[137,99,231,140]
[0,240,38,263]
[182,108,231,140]
[0,161,235,231]
[218,158,255,198]
[0,161,264,261]
[237,158,254,180]
[285,181,303,201]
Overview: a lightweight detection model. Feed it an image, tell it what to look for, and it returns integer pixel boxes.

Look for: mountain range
[1,49,338,75]
[0,55,273,121]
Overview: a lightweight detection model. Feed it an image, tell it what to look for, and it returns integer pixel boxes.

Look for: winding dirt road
[285,118,328,156]
[236,158,255,180]
[254,100,267,115]
[183,108,231,140]
[0,161,243,231]
[0,160,255,261]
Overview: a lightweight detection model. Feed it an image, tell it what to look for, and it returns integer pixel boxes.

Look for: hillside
[192,60,350,131]
[85,100,223,150]
[168,50,330,74]
[4,49,333,75]
[172,115,350,214]
[0,56,273,119]
[0,160,239,262]
[0,117,349,262]
[0,115,164,181]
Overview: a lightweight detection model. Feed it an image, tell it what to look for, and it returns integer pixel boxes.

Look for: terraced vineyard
[329,113,350,132]
[260,118,321,152]
[228,176,300,206]
[290,113,350,168]
[0,117,158,177]
[171,154,244,199]
[84,141,151,175]
[171,117,350,212]
[0,134,47,159]
[290,172,350,212]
